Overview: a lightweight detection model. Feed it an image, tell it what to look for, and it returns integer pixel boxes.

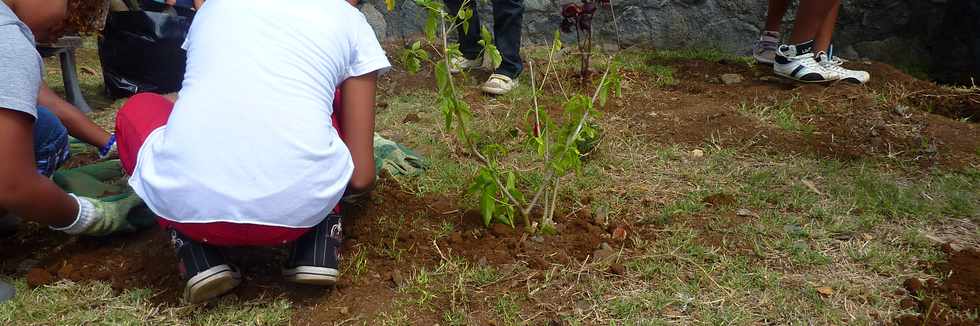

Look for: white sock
[50,194,97,235]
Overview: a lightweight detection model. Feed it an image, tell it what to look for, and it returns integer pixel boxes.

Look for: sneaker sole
[283,266,339,286]
[773,70,837,83]
[183,265,241,304]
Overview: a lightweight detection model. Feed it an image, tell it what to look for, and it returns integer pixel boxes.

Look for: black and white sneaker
[815,52,870,84]
[283,214,343,285]
[773,41,840,83]
[170,229,241,303]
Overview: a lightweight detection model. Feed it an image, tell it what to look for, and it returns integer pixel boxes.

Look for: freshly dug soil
[894,246,980,326]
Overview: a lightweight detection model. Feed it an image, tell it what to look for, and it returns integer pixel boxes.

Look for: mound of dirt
[894,246,980,326]
[608,58,980,168]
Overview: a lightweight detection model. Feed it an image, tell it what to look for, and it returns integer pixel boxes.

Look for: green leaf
[386,0,396,11]
[411,40,422,50]
[478,27,503,69]
[552,29,562,52]
[480,185,496,226]
[424,10,439,42]
[458,8,473,35]
[435,60,450,94]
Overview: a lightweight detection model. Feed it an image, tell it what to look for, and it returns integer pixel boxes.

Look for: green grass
[644,48,755,66]
[0,279,292,325]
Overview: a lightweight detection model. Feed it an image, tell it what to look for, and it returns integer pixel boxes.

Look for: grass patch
[0,279,291,325]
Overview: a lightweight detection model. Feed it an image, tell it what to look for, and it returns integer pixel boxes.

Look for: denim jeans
[445,0,524,79]
[33,106,70,177]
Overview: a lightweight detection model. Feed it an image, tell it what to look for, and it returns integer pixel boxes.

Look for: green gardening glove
[373,133,428,177]
[77,192,154,237]
[52,160,126,198]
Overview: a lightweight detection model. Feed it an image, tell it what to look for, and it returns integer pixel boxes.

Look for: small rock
[720,73,744,85]
[611,224,628,241]
[690,149,704,158]
[402,112,422,123]
[530,235,545,243]
[592,205,609,225]
[388,270,405,288]
[599,242,613,251]
[903,278,924,294]
[816,286,834,296]
[735,208,758,218]
[26,268,54,288]
[592,248,615,261]
[609,263,626,275]
[477,257,489,266]
[759,76,781,83]
[894,104,911,115]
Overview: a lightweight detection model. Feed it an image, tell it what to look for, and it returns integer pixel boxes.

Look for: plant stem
[608,0,622,48]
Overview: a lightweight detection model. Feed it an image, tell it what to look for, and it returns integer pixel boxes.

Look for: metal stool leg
[59,50,93,113]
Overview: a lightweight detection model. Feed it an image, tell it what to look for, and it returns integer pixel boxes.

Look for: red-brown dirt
[895,246,980,326]
[2,54,976,324]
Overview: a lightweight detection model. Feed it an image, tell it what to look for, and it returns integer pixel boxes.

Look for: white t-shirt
[129,0,391,228]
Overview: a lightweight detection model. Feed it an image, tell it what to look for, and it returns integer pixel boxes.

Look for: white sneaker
[773,44,840,83]
[481,74,518,95]
[752,31,780,64]
[816,52,870,84]
[449,55,484,74]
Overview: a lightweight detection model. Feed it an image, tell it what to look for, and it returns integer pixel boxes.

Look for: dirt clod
[26,268,54,288]
[609,263,626,275]
[611,224,628,241]
[702,193,736,207]
[490,224,515,238]
[448,232,464,245]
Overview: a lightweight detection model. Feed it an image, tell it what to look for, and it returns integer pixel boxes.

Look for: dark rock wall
[359,0,979,84]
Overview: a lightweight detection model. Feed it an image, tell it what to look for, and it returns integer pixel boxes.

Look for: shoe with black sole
[283,214,343,285]
[773,42,840,83]
[815,52,870,84]
[170,229,241,303]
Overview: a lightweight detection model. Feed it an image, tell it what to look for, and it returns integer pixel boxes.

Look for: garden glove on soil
[373,133,428,177]
[52,193,154,236]
[52,160,126,198]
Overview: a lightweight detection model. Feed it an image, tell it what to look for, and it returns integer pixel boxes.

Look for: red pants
[116,92,344,246]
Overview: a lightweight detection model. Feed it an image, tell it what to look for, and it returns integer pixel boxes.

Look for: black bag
[98,10,193,99]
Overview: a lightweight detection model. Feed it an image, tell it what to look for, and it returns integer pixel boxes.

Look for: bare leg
[764,0,791,32]
[789,0,839,45]
[813,0,841,53]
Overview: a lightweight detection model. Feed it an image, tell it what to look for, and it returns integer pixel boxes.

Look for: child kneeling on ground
[116,0,390,303]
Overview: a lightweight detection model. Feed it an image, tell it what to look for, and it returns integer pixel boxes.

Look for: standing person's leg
[764,0,790,32]
[754,0,790,64]
[809,0,870,83]
[490,0,524,79]
[773,0,841,83]
[445,0,486,72]
[813,0,840,54]
[481,0,524,95]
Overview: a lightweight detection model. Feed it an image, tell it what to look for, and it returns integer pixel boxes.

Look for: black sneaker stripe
[189,266,232,288]
[790,65,806,78]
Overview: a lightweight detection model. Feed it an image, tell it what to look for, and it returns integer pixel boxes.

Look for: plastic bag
[98,10,193,98]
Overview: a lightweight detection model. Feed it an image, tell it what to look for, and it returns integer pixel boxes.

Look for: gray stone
[720,73,744,85]
[360,0,976,84]
[360,3,387,43]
